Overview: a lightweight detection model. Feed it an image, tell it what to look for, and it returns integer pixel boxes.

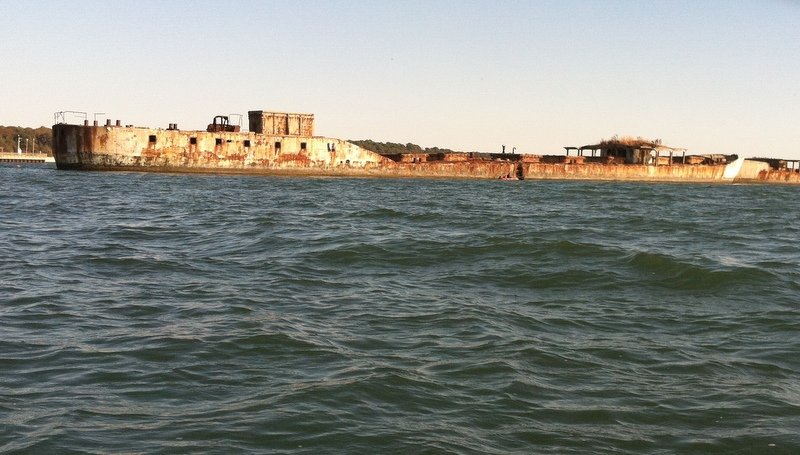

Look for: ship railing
[54,111,88,125]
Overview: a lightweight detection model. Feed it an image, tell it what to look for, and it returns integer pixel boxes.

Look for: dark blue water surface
[2,164,799,454]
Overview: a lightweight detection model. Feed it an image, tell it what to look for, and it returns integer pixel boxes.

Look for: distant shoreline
[0,152,55,164]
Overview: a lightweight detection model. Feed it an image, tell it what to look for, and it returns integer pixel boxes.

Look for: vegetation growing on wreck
[350,140,459,156]
[597,135,662,148]
[0,125,53,155]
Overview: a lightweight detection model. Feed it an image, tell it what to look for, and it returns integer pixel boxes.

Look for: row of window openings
[148,135,306,150]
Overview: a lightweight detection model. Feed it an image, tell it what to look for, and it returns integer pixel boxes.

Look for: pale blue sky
[2,0,799,158]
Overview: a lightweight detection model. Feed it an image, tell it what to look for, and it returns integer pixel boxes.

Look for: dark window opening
[190,137,197,145]
[300,142,307,151]
[215,138,222,145]
[149,135,156,143]
[226,139,232,143]
[275,142,281,150]
[244,140,251,147]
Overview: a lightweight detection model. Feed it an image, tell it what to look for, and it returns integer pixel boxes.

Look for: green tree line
[0,126,53,155]
[349,140,458,156]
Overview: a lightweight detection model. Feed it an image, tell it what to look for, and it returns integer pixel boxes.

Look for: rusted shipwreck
[52,110,800,183]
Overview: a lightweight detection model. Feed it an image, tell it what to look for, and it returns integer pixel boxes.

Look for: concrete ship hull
[52,123,521,179]
[52,117,800,184]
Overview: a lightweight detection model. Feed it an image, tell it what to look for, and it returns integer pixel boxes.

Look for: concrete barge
[52,110,800,184]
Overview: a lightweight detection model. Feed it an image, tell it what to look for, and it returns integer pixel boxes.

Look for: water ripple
[2,166,800,453]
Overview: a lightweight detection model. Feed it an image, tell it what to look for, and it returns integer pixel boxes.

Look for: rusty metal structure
[51,109,800,184]
[564,142,690,165]
[206,116,240,133]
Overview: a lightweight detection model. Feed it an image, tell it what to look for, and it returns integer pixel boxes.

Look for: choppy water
[1,164,799,454]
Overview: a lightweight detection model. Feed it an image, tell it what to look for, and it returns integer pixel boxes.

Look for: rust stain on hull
[51,110,800,184]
